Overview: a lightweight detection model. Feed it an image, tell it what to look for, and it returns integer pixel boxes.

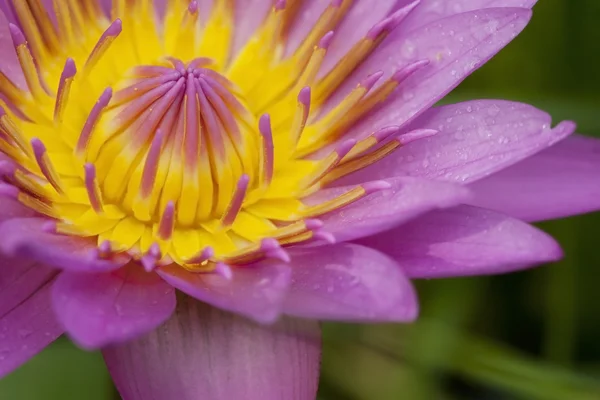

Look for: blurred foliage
[1,0,600,399]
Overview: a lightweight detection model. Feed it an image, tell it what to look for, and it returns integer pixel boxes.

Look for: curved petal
[468,134,600,222]
[0,218,130,273]
[51,268,176,349]
[283,243,418,322]
[309,176,470,242]
[358,205,563,279]
[0,279,63,378]
[337,8,532,140]
[339,101,576,185]
[393,0,537,34]
[103,298,320,400]
[157,262,291,323]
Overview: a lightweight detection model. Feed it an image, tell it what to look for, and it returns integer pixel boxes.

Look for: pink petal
[157,262,291,323]
[51,268,176,349]
[339,101,576,185]
[358,205,563,279]
[311,176,470,242]
[283,244,418,321]
[393,0,537,34]
[0,255,56,318]
[338,8,532,140]
[468,134,600,222]
[0,280,63,378]
[103,298,320,400]
[0,218,130,273]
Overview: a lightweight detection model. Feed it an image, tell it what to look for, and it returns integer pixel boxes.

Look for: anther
[84,163,104,213]
[54,58,77,124]
[158,201,175,241]
[259,114,274,186]
[221,174,250,227]
[214,262,233,280]
[31,138,63,194]
[76,88,113,156]
[84,19,122,74]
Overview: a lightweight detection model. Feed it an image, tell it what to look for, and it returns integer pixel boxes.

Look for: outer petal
[0,280,63,378]
[157,262,291,323]
[338,8,532,140]
[283,244,418,322]
[358,205,563,279]
[468,134,600,222]
[0,218,130,273]
[393,0,537,34]
[103,298,320,400]
[310,176,470,242]
[51,268,176,349]
[340,101,576,185]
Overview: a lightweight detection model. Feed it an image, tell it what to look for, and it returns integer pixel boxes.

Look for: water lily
[0,0,598,398]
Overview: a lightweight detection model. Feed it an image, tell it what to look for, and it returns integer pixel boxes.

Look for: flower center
[0,0,433,271]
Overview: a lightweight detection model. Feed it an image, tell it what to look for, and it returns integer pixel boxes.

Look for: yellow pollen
[0,0,425,271]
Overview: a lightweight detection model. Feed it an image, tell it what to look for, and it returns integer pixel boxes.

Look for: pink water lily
[0,0,599,399]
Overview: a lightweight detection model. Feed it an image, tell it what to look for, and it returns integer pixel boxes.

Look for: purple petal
[0,255,56,318]
[103,298,320,400]
[468,134,600,222]
[283,243,418,321]
[310,176,470,242]
[393,0,537,34]
[157,262,291,323]
[51,268,176,349]
[0,218,130,273]
[0,195,37,222]
[358,205,563,279]
[339,101,576,185]
[0,279,63,378]
[337,8,532,141]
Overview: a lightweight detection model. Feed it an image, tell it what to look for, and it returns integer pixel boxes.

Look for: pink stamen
[397,129,438,145]
[221,174,250,227]
[141,243,161,272]
[392,59,430,83]
[31,138,63,193]
[84,19,122,72]
[362,180,392,194]
[140,129,165,198]
[319,31,335,50]
[187,246,215,264]
[373,126,402,142]
[54,58,77,123]
[259,114,274,186]
[158,201,175,240]
[260,238,291,263]
[84,163,103,213]
[96,240,112,259]
[76,88,113,156]
[214,262,233,280]
[184,73,200,170]
[360,71,384,91]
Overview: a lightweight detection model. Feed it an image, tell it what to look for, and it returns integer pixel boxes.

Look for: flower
[0,0,599,398]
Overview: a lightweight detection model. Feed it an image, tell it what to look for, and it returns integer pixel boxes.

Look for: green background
[2,0,600,399]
